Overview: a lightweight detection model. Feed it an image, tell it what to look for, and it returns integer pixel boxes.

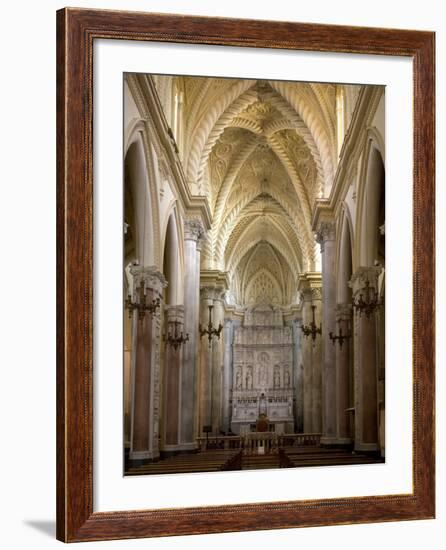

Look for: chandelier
[329,323,351,348]
[353,280,382,318]
[163,320,189,350]
[301,305,322,342]
[125,281,160,321]
[199,305,223,346]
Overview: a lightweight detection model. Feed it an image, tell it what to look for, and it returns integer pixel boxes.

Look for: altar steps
[241,454,281,470]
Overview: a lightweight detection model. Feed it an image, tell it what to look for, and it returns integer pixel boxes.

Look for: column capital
[349,266,382,296]
[195,232,207,252]
[184,218,205,242]
[129,264,167,296]
[164,304,184,323]
[311,287,323,302]
[297,271,322,301]
[315,221,336,252]
[200,286,225,302]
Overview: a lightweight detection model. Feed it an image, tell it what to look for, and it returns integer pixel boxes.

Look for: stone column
[335,303,353,444]
[129,266,166,465]
[350,266,381,451]
[222,318,234,433]
[317,222,337,445]
[193,235,204,439]
[211,292,225,434]
[311,287,323,434]
[180,219,204,451]
[198,288,214,432]
[161,305,185,455]
[291,318,304,432]
[300,287,314,433]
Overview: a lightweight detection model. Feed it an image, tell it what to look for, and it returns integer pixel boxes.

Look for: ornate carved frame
[56,8,435,542]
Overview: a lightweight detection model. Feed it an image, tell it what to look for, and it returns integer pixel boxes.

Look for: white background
[0,0,444,548]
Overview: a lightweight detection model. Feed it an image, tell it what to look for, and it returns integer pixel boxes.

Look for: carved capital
[195,231,208,252]
[316,222,336,252]
[164,304,184,323]
[184,218,205,242]
[200,286,225,302]
[130,264,167,296]
[310,287,323,301]
[349,266,381,296]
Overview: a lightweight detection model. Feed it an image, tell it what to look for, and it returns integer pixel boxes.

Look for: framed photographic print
[56,7,435,542]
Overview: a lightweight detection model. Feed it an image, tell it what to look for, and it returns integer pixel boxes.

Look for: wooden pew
[126,449,241,476]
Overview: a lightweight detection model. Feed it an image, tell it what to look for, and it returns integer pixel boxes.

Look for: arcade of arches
[124,74,385,474]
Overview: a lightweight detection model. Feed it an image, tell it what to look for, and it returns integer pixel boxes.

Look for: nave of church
[123,73,385,475]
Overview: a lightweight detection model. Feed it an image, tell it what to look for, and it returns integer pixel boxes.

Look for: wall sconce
[163,320,189,350]
[301,305,322,342]
[353,280,382,318]
[125,281,160,322]
[199,305,223,347]
[329,324,351,348]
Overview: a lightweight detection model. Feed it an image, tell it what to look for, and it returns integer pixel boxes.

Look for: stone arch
[244,268,283,305]
[336,206,354,304]
[355,139,385,268]
[125,122,162,268]
[124,135,156,267]
[162,210,183,306]
[214,187,313,271]
[227,218,301,278]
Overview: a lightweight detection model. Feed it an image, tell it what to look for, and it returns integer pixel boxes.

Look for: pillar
[211,291,225,434]
[311,286,323,434]
[350,266,381,451]
[300,287,313,433]
[335,303,353,444]
[222,319,234,433]
[198,288,214,432]
[161,305,185,455]
[317,222,337,445]
[129,265,166,466]
[291,318,304,432]
[198,283,226,435]
[180,219,204,451]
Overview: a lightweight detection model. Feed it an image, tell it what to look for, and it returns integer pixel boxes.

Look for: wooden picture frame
[56,7,435,542]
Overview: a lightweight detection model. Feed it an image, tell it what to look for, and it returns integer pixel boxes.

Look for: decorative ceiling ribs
[163,75,355,305]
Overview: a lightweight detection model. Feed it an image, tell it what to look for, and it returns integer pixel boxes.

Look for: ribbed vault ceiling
[157,76,354,306]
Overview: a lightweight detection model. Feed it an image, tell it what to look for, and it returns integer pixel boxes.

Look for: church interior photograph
[123,73,385,476]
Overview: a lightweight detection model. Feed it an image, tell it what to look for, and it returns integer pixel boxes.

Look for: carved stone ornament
[349,265,382,296]
[129,264,167,296]
[164,304,185,323]
[200,286,225,302]
[184,218,205,242]
[316,221,336,250]
[310,286,323,301]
